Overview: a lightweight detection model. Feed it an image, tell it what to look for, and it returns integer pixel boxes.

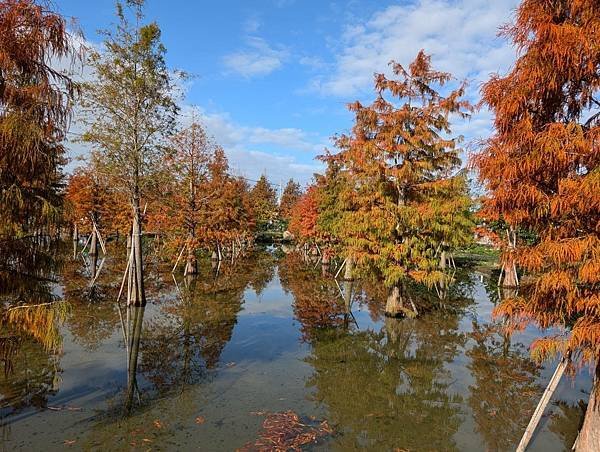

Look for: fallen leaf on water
[153,419,163,429]
[63,439,76,446]
[195,416,205,425]
[238,410,333,451]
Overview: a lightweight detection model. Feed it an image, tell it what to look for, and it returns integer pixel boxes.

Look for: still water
[0,244,592,451]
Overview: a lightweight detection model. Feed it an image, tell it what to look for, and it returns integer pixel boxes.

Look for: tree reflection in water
[0,244,589,450]
[466,321,542,451]
[119,252,272,415]
[0,241,66,418]
[281,252,469,450]
[304,316,465,451]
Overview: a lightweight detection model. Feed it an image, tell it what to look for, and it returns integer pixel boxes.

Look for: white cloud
[299,55,327,71]
[243,15,261,33]
[316,0,519,98]
[179,105,325,183]
[222,37,288,78]
[305,0,520,151]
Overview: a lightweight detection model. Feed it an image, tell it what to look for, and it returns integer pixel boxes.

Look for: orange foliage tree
[197,147,255,260]
[164,121,211,274]
[471,1,600,447]
[325,51,471,317]
[288,185,319,244]
[0,0,79,275]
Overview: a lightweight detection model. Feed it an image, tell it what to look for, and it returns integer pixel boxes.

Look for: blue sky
[58,0,519,185]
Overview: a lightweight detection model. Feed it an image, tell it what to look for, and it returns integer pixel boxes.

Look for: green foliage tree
[80,0,178,305]
[278,179,302,222]
[249,174,277,226]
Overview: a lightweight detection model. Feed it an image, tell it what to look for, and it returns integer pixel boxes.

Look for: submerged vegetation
[0,0,598,450]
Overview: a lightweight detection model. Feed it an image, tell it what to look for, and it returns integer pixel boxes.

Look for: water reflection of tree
[466,321,542,451]
[0,241,66,415]
[137,255,268,397]
[549,400,585,450]
[278,253,347,341]
[0,334,61,416]
[305,312,466,451]
[246,249,276,296]
[78,254,273,448]
[61,251,122,350]
[0,303,66,416]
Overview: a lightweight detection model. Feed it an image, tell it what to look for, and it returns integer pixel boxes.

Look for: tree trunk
[91,251,98,281]
[576,361,600,451]
[129,197,146,306]
[124,306,145,415]
[211,250,218,260]
[385,284,405,318]
[126,229,132,253]
[440,250,447,269]
[184,237,197,275]
[72,223,78,258]
[344,256,354,281]
[89,228,98,256]
[501,262,518,287]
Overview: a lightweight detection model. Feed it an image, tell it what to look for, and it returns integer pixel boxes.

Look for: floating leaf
[239,410,332,451]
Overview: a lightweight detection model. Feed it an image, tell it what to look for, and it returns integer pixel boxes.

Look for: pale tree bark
[126,227,132,252]
[89,228,98,256]
[72,223,78,258]
[385,284,405,317]
[184,233,197,275]
[124,305,145,415]
[129,195,146,306]
[344,256,354,281]
[576,361,600,451]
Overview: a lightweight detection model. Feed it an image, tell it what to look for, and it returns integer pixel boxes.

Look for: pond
[0,244,592,451]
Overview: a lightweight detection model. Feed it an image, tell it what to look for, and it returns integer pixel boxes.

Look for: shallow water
[0,245,591,451]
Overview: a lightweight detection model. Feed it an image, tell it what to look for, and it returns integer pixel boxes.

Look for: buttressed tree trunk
[576,361,600,451]
[501,262,518,288]
[185,234,197,275]
[344,256,354,281]
[385,284,404,318]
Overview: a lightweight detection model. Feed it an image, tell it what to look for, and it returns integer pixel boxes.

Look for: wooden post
[334,258,347,280]
[517,357,568,451]
[72,223,79,258]
[172,242,187,273]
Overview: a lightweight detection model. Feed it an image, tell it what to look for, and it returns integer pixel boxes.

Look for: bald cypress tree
[80,0,178,305]
[328,51,472,316]
[472,1,600,447]
[0,0,79,282]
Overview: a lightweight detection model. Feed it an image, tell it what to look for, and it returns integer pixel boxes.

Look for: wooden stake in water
[516,356,568,451]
